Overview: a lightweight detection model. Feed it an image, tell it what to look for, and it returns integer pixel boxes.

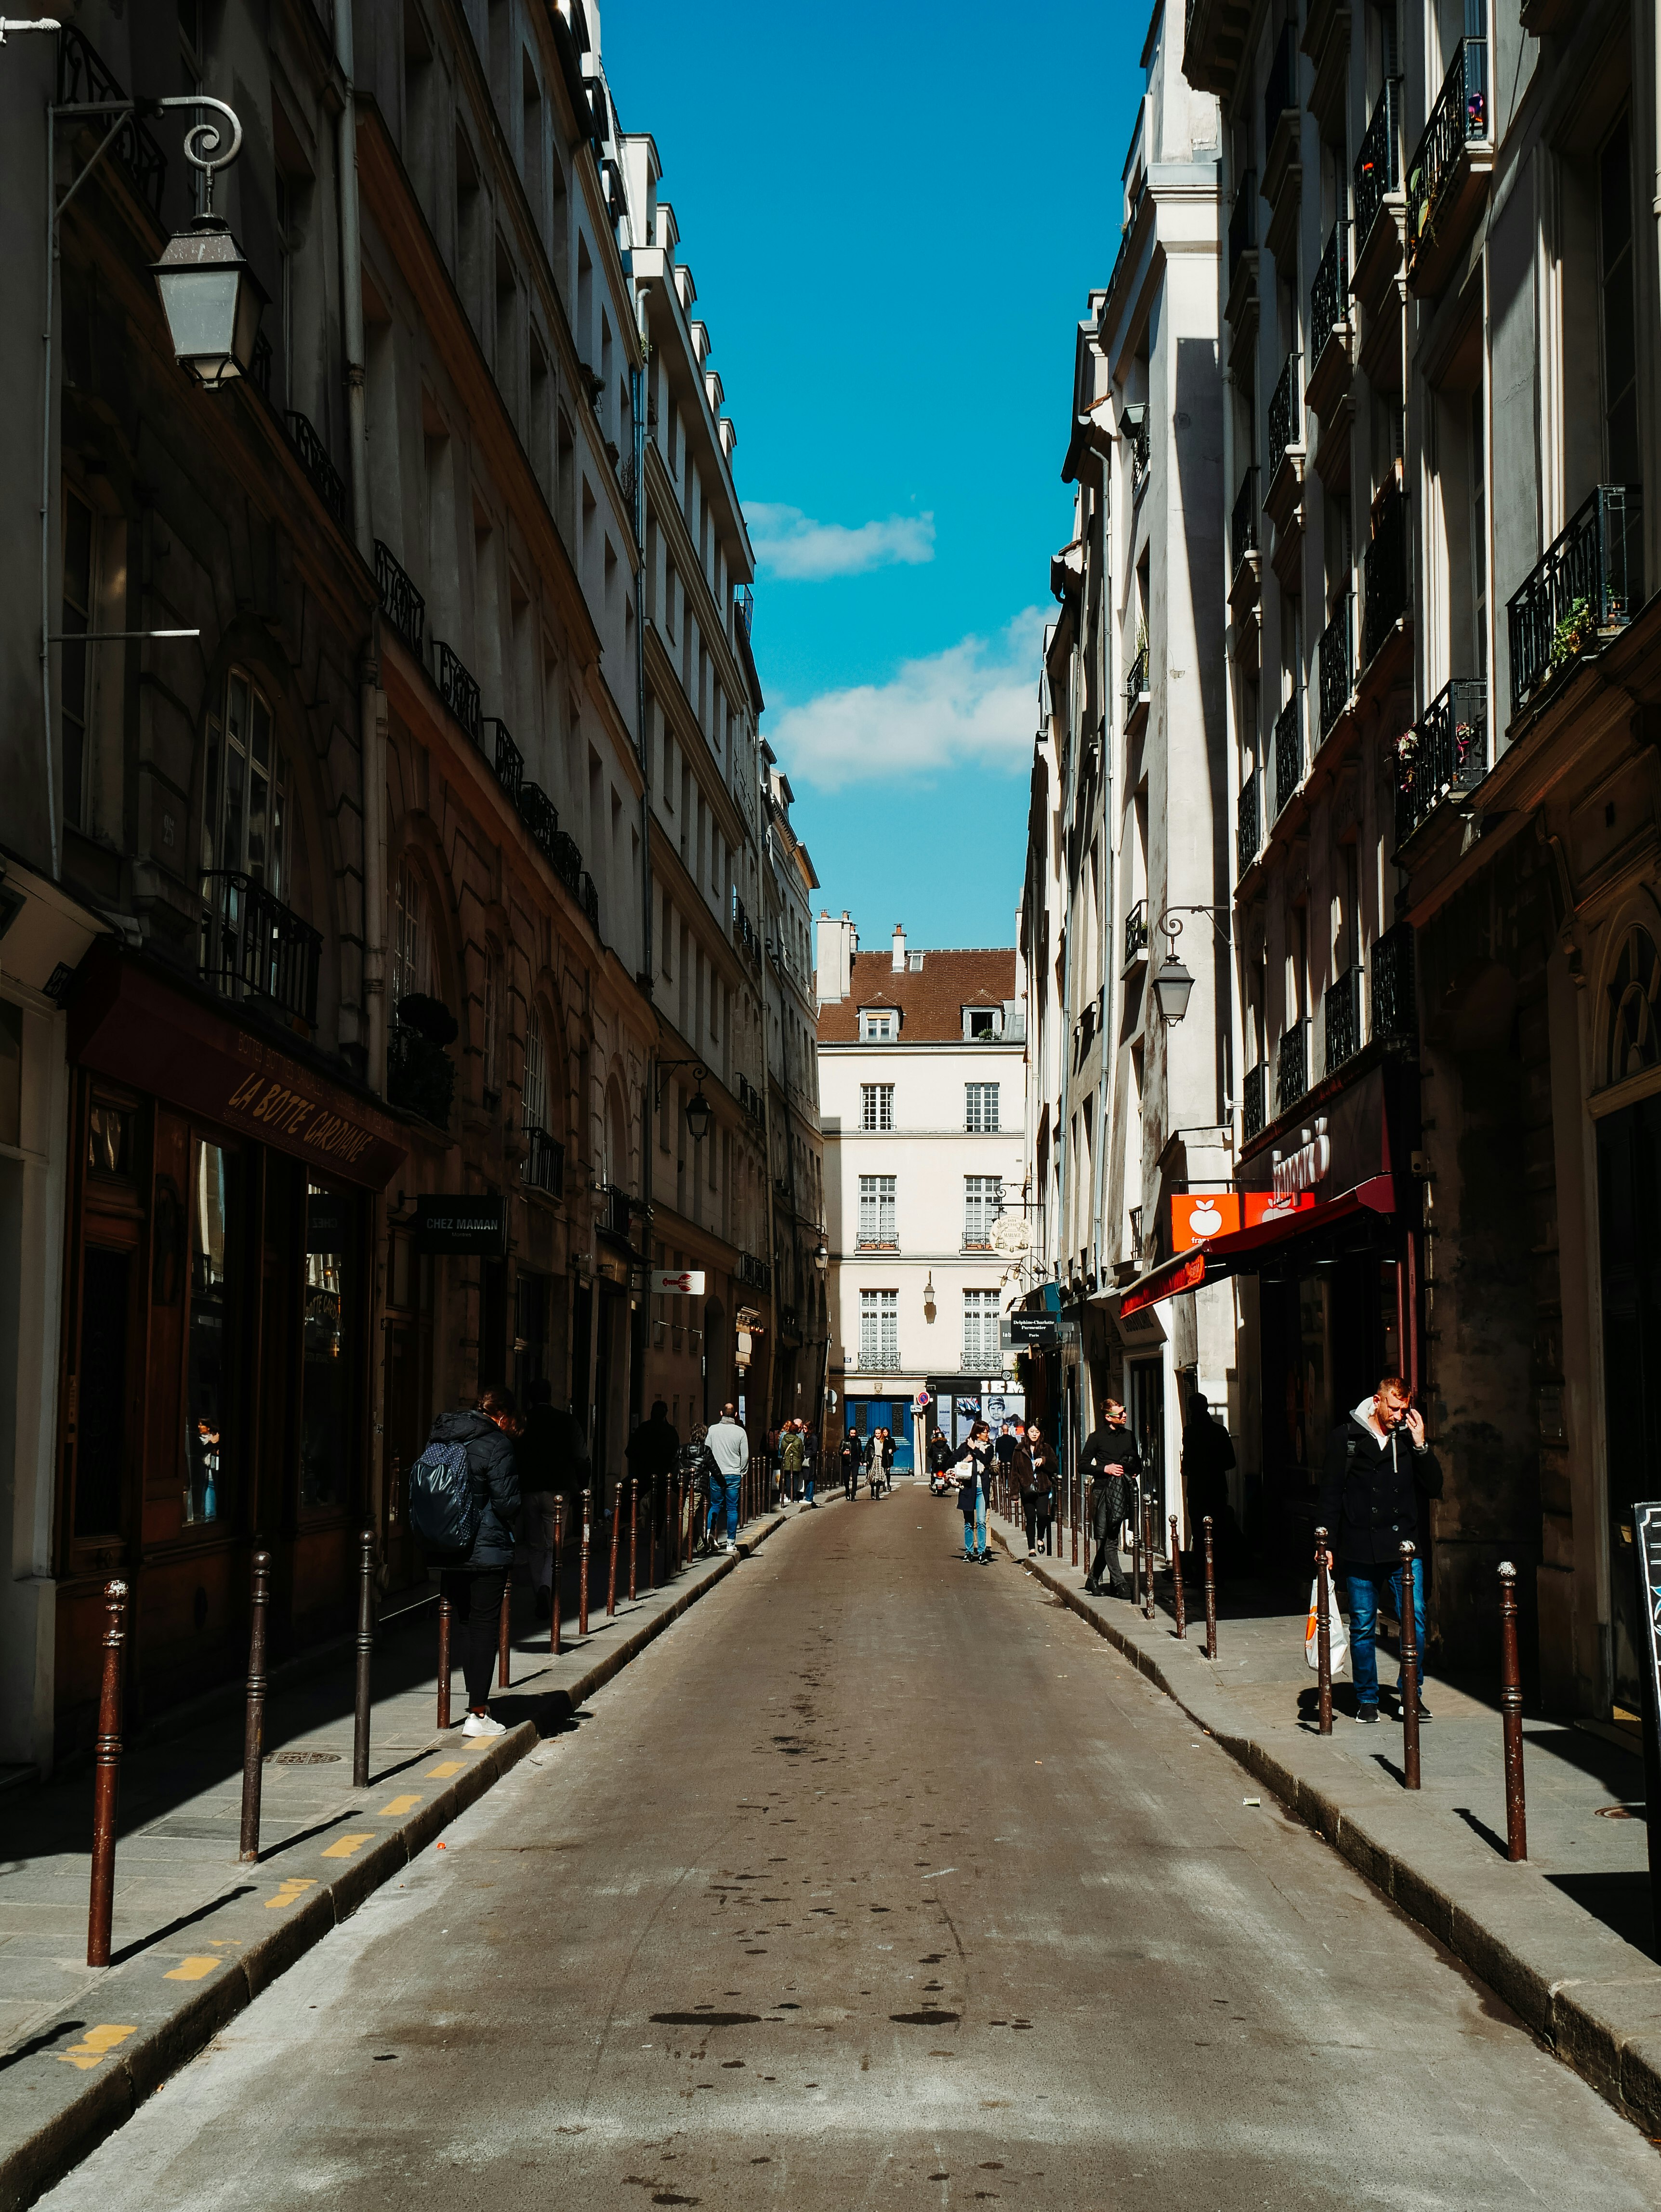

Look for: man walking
[1081,1397,1139,1598]
[515,1380,589,1623]
[841,1426,861,1502]
[624,1398,679,1561]
[1317,1374,1443,1725]
[704,1401,750,1551]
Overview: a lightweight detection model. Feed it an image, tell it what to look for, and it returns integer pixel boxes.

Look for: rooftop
[817,947,1019,1045]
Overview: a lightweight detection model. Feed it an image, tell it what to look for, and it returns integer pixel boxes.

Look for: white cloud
[769,609,1047,792]
[747,502,936,581]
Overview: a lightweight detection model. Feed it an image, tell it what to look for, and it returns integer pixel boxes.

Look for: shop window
[185,1140,237,1526]
[87,1100,134,1177]
[75,1245,131,1537]
[301,1182,352,1512]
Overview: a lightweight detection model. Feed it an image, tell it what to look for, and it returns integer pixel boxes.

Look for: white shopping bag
[1304,1576,1349,1674]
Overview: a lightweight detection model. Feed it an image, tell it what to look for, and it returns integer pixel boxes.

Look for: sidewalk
[0,1504,798,2212]
[989,1506,1661,2132]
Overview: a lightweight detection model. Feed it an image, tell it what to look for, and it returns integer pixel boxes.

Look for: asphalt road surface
[42,1489,1661,2210]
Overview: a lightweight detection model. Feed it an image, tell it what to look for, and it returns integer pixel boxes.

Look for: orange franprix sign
[1170,1191,1318,1251]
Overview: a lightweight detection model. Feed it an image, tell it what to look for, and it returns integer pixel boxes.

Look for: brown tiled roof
[817,947,1018,1043]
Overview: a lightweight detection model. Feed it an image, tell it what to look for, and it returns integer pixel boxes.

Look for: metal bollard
[1142,1491,1157,1621]
[1071,1466,1080,1567]
[1202,1516,1218,1660]
[1131,1483,1143,1611]
[629,1478,638,1603]
[551,1498,565,1656]
[606,1481,621,1619]
[1170,1515,1186,1639]
[497,1575,512,1689]
[239,1549,272,1861]
[1398,1540,1421,1789]
[353,1529,376,1787]
[1314,1527,1333,1736]
[87,1580,128,1967]
[579,1486,592,1638]
[1498,1560,1527,1859]
[670,1474,681,1573]
[437,1593,453,1729]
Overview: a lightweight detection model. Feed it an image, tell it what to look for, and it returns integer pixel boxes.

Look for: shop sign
[1272,1116,1332,1198]
[415,1196,507,1255]
[1005,1313,1060,1345]
[1170,1190,1318,1251]
[651,1269,706,1295]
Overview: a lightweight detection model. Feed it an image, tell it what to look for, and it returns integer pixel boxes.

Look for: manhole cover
[1595,1804,1644,1819]
[267,1749,342,1765]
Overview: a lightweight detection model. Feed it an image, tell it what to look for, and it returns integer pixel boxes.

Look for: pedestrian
[1014,1431,1039,1550]
[877,1426,895,1492]
[1182,1389,1238,1568]
[1317,1373,1444,1725]
[926,1426,953,1492]
[412,1384,522,1737]
[955,1421,995,1563]
[704,1400,750,1549]
[995,1418,1019,1496]
[841,1426,861,1502]
[1029,1426,1057,1554]
[1081,1396,1138,1597]
[624,1397,679,1566]
[781,1420,806,1505]
[512,1380,588,1624]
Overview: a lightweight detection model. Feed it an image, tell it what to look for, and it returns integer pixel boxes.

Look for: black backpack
[407,1438,483,1556]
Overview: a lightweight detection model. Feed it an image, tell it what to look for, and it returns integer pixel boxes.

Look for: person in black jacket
[1082,1400,1140,1597]
[1317,1374,1444,1725]
[841,1427,862,1501]
[956,1422,995,1562]
[426,1386,522,1738]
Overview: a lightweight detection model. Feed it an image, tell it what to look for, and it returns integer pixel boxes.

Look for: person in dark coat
[1317,1374,1444,1725]
[625,1398,680,1559]
[1081,1398,1139,1597]
[1182,1393,1239,1568]
[841,1427,862,1501]
[425,1386,522,1737]
[926,1428,953,1491]
[1014,1426,1059,1557]
[516,1381,591,1622]
[956,1422,995,1562]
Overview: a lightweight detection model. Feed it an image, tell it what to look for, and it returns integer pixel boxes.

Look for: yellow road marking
[378,1794,422,1816]
[320,1832,375,1860]
[162,1956,222,1982]
[425,1761,464,1778]
[265,1877,316,1910]
[55,2025,137,2070]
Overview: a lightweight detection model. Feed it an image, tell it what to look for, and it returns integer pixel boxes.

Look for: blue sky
[605,0,1148,948]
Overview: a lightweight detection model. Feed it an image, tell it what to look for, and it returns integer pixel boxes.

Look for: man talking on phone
[1317,1373,1443,1726]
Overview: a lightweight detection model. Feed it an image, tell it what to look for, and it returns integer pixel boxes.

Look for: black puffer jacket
[1083,1423,1141,1539]
[1317,1406,1443,1566]
[425,1409,520,1569]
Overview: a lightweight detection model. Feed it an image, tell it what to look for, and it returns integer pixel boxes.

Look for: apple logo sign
[1189,1199,1223,1237]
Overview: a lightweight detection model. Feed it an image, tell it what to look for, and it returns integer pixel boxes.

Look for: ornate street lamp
[149,101,264,386]
[1151,906,1232,1027]
[684,1086,712,1143]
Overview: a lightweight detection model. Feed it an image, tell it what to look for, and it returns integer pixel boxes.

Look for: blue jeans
[708,1474,738,1544]
[805,1475,816,1503]
[963,1495,987,1557]
[1345,1556,1427,1707]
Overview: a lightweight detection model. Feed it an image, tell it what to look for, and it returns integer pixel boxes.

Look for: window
[1469,392,1487,685]
[185,1139,238,1526]
[964,1175,1003,1247]
[202,668,291,896]
[962,1288,1002,1370]
[859,1289,899,1369]
[861,1083,894,1132]
[61,485,94,830]
[1600,113,1639,488]
[860,1009,896,1041]
[965,1082,1001,1132]
[391,862,436,1016]
[963,1006,1002,1039]
[301,1183,352,1512]
[857,1174,896,1247]
[482,943,503,1099]
[523,1005,548,1132]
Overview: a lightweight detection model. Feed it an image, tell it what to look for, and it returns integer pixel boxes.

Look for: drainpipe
[334,8,371,560]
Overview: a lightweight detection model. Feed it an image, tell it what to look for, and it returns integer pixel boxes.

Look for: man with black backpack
[407,1385,523,1738]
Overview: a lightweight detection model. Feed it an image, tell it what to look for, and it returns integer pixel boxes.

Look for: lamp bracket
[653,1055,707,1107]
[1157,904,1232,949]
[154,94,243,210]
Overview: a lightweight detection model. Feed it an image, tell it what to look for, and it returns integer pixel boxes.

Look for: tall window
[202,668,290,896]
[861,1083,894,1132]
[962,1288,1002,1370]
[964,1175,1003,1247]
[523,1005,547,1131]
[61,485,94,830]
[859,1289,898,1369]
[482,943,503,1099]
[965,1082,1001,1132]
[1469,392,1488,685]
[185,1139,237,1526]
[1600,113,1639,488]
[391,862,435,1015]
[858,1174,897,1246]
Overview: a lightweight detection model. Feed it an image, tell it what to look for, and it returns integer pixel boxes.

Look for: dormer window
[860,1009,897,1042]
[963,1006,1002,1040]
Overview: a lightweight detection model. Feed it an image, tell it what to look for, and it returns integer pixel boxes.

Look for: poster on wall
[984,1392,1025,1429]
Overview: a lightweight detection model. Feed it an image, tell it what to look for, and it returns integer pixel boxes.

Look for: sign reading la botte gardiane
[651,1269,706,1295]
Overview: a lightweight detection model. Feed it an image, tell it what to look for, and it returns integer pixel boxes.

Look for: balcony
[1363,481,1410,672]
[58,29,167,218]
[735,583,754,643]
[387,1000,458,1130]
[1506,485,1642,720]
[1183,0,1255,104]
[1230,469,1260,601]
[1318,593,1353,740]
[578,871,600,933]
[522,1126,565,1198]
[1272,694,1303,820]
[283,412,346,531]
[1322,964,1363,1077]
[1275,1020,1310,1118]
[597,1183,635,1246]
[1124,636,1150,733]
[1262,23,1303,264]
[1353,80,1404,321]
[1267,354,1301,489]
[1226,173,1258,345]
[733,893,763,967]
[1242,1060,1267,1141]
[1396,676,1487,846]
[549,827,583,899]
[737,1251,772,1293]
[435,643,482,743]
[1406,38,1491,298]
[738,1074,765,1123]
[1237,772,1261,878]
[1123,898,1149,972]
[1263,23,1299,175]
[1306,224,1354,464]
[1302,0,1351,141]
[1371,922,1416,1044]
[374,540,426,659]
[1264,355,1305,577]
[1125,405,1151,500]
[516,779,558,859]
[199,871,321,1030]
[486,718,524,807]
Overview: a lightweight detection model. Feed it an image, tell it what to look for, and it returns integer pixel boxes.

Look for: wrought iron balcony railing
[579,871,600,932]
[374,540,426,658]
[58,29,167,217]
[435,642,482,742]
[549,828,583,897]
[1506,485,1642,716]
[597,1183,634,1243]
[1125,637,1150,718]
[485,717,523,806]
[1238,771,1261,876]
[1242,1060,1267,1140]
[283,412,346,530]
[1267,353,1301,485]
[516,779,558,858]
[1318,593,1353,737]
[1273,693,1303,817]
[199,871,321,1028]
[733,893,763,966]
[1355,78,1402,251]
[738,1251,772,1292]
[1264,21,1298,153]
[1124,899,1149,969]
[1228,172,1257,284]
[522,1126,565,1197]
[1276,1019,1310,1119]
[1323,964,1363,1076]
[1396,676,1487,844]
[1231,469,1259,577]
[735,583,753,640]
[1311,220,1348,345]
[1371,922,1417,1043]
[738,1074,765,1122]
[1363,481,1410,665]
[1407,38,1488,263]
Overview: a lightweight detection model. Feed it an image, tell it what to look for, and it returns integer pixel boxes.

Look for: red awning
[1118,1175,1396,1317]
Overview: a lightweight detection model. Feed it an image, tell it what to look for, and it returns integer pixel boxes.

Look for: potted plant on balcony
[1547,595,1595,678]
[388,991,458,1130]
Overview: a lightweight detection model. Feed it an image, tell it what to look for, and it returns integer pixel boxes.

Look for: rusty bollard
[1130,1482,1143,1611]
[1314,1526,1333,1736]
[1499,1560,1527,1858]
[551,1498,565,1656]
[87,1579,128,1967]
[497,1575,512,1689]
[629,1478,638,1603]
[670,1474,681,1573]
[1202,1516,1218,1660]
[239,1549,272,1862]
[1071,1467,1080,1567]
[579,1486,592,1638]
[1399,1540,1422,1789]
[436,1593,453,1729]
[1142,1490,1157,1621]
[354,1529,376,1787]
[607,1482,621,1619]
[1170,1515,1187,1639]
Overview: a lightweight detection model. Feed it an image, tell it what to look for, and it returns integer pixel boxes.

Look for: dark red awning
[1117,1175,1396,1317]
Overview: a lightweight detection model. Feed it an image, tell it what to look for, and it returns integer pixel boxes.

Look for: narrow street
[35,1491,1658,2210]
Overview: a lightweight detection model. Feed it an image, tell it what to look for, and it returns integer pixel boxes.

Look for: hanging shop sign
[651,1269,706,1295]
[415,1195,508,1256]
[1170,1190,1318,1252]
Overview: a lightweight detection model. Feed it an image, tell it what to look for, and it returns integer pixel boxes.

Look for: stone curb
[996,1524,1661,2138]
[0,1508,791,2212]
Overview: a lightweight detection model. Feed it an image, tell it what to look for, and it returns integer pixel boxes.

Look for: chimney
[892,923,907,972]
[816,910,857,1003]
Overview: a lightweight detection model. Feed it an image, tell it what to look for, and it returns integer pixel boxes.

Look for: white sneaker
[461,1711,507,1738]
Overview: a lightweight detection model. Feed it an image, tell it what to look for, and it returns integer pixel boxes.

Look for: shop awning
[1117,1174,1396,1317]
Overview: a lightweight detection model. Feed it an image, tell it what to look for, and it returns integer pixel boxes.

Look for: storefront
[55,945,405,1756]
